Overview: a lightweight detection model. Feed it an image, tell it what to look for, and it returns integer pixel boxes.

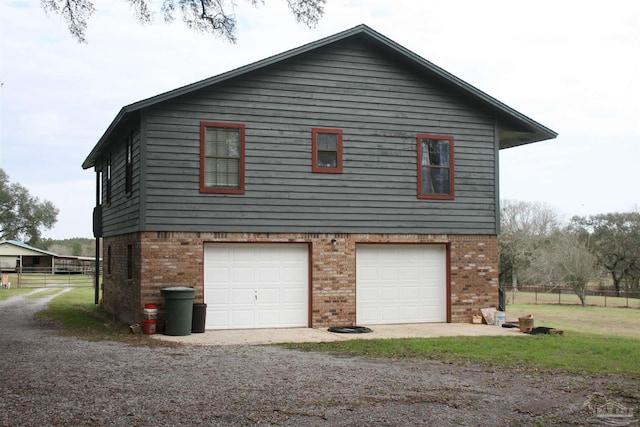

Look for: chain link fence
[505,286,640,308]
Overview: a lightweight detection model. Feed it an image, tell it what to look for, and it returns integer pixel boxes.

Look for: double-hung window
[312,128,343,173]
[200,122,245,194]
[417,134,454,199]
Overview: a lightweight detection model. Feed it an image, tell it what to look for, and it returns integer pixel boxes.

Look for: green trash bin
[161,286,196,336]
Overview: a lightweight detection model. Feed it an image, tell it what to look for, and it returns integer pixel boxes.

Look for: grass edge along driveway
[5,286,640,377]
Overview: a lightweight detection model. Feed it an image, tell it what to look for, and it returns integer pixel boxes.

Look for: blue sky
[0,0,638,239]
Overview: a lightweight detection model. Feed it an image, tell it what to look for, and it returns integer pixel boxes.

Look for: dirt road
[1,289,637,426]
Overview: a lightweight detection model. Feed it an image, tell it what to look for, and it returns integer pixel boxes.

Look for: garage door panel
[257,267,280,283]
[208,289,229,304]
[358,287,378,303]
[401,286,419,300]
[381,287,398,302]
[356,244,447,325]
[232,267,256,284]
[232,310,255,327]
[204,244,308,330]
[205,266,229,282]
[231,289,254,305]
[259,288,280,304]
[283,288,306,303]
[399,267,419,280]
[381,307,399,321]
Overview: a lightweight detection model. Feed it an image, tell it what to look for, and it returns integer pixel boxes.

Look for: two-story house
[83,25,556,330]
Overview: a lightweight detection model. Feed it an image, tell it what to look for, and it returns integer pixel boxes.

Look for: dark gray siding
[108,39,498,235]
[102,127,141,235]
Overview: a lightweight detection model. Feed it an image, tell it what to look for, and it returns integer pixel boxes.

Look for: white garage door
[356,244,447,324]
[204,243,309,329]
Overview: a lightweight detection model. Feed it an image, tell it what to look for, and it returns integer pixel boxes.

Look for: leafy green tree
[569,212,640,296]
[41,0,326,43]
[0,169,59,246]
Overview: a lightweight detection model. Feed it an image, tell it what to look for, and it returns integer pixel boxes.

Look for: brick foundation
[102,232,498,327]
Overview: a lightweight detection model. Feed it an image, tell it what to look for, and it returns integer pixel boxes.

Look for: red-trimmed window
[417,134,454,199]
[312,128,343,173]
[200,122,245,194]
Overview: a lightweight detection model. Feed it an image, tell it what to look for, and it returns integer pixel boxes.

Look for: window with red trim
[417,134,454,199]
[200,122,245,194]
[312,128,343,173]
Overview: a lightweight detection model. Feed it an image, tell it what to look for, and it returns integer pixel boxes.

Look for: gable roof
[0,240,58,257]
[82,24,557,169]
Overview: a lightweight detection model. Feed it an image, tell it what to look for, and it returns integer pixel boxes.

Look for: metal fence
[2,269,98,288]
[506,286,640,308]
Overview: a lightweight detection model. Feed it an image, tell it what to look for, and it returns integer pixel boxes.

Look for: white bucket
[143,308,158,319]
[494,311,506,326]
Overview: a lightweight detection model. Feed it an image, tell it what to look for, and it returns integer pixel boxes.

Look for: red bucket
[143,319,157,335]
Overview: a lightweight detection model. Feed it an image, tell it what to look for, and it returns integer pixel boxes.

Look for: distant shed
[0,240,97,274]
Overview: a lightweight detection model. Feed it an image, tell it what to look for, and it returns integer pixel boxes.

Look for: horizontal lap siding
[102,128,141,235]
[139,39,496,235]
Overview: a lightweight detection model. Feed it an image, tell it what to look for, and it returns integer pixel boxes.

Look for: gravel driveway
[1,289,638,426]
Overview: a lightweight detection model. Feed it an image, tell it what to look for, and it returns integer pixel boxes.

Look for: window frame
[417,134,455,200]
[200,122,246,194]
[312,128,343,174]
[125,131,133,196]
[105,154,112,205]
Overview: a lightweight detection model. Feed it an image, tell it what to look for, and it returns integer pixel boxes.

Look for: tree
[569,212,640,296]
[0,169,59,246]
[47,243,74,256]
[41,0,326,43]
[45,237,97,257]
[524,232,599,307]
[499,200,561,289]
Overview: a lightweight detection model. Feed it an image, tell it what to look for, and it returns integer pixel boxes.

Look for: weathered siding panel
[116,39,497,235]
[101,127,141,235]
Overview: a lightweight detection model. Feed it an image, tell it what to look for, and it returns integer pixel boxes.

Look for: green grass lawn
[506,299,640,338]
[287,333,640,376]
[0,288,33,300]
[287,302,640,376]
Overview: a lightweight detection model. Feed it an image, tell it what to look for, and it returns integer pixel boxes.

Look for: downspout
[93,169,102,305]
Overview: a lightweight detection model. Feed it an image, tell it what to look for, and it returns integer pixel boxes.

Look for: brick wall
[102,232,498,326]
[102,233,141,325]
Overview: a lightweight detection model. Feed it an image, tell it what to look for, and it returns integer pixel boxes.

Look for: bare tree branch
[41,0,95,43]
[41,0,325,43]
[286,0,325,27]
[127,0,153,24]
